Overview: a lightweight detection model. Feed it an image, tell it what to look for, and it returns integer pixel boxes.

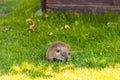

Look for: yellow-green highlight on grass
[0,62,120,80]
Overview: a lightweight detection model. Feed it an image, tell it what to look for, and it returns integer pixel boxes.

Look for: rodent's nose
[62,52,69,62]
[62,52,68,57]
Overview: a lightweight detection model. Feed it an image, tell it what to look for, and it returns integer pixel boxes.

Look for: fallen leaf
[65,24,70,29]
[49,32,53,36]
[29,24,36,30]
[26,18,32,23]
[45,14,49,18]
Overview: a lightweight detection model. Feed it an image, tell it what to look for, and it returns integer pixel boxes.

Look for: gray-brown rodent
[46,41,70,62]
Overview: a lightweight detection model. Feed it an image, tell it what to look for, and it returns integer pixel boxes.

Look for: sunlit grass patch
[0,73,30,80]
[10,65,21,73]
[1,64,120,80]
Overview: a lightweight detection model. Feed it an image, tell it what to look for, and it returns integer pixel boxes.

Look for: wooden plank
[46,4,120,13]
[46,0,113,5]
[41,0,120,13]
[113,0,120,6]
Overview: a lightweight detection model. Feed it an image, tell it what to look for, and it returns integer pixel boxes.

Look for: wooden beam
[41,0,120,13]
[46,4,120,13]
[41,0,46,12]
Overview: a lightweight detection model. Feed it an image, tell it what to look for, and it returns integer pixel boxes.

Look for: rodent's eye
[56,50,60,53]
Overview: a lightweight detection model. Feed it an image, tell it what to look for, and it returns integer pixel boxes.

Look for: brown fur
[46,41,70,62]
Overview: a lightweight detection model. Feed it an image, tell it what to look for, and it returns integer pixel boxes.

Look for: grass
[0,0,120,80]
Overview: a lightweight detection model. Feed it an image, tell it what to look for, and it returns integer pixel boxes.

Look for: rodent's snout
[62,52,69,62]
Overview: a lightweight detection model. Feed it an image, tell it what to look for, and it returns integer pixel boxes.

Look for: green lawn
[0,0,120,80]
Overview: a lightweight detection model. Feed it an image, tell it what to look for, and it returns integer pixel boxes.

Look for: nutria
[46,41,70,62]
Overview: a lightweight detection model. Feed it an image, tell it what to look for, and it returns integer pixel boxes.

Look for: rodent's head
[51,42,70,62]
